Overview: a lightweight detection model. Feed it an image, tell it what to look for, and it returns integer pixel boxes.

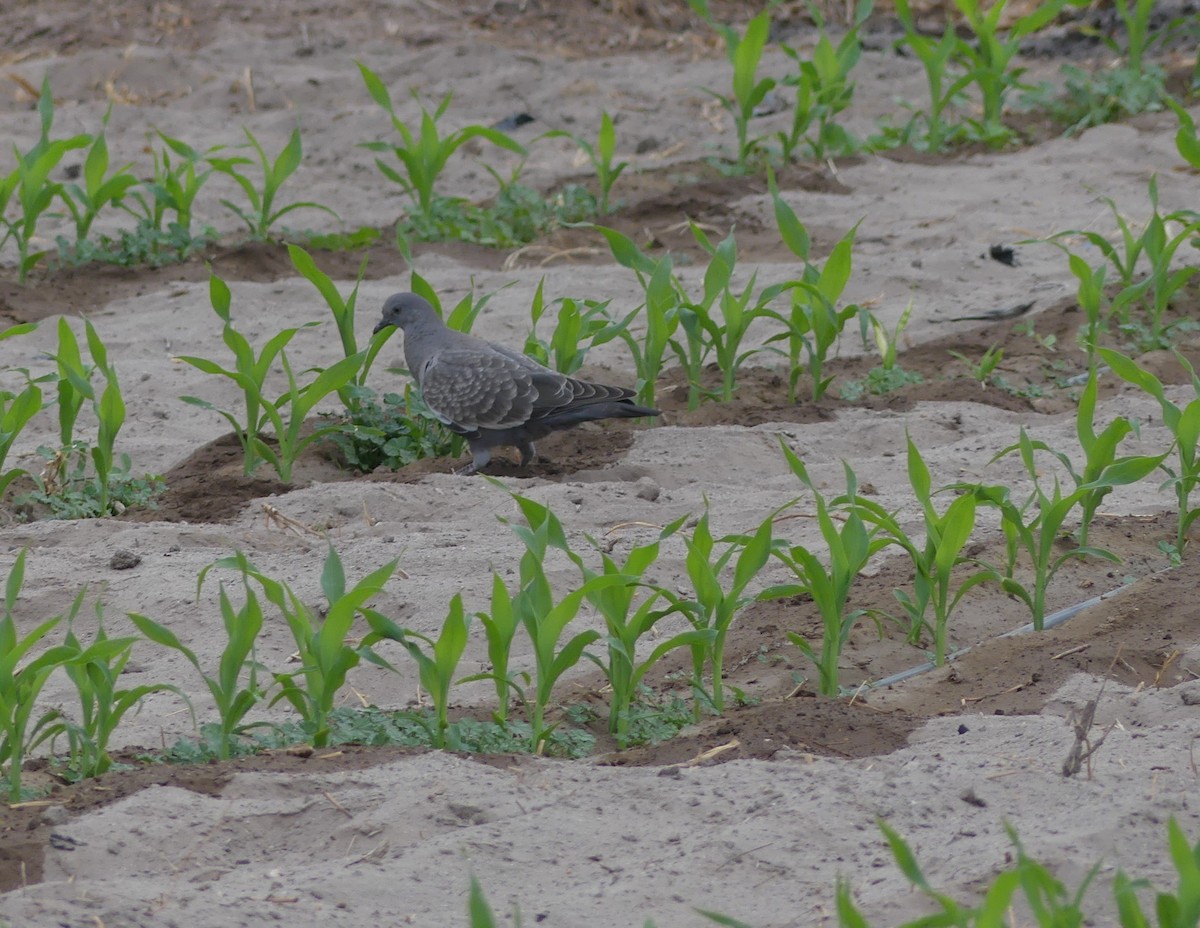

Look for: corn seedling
[777,0,871,162]
[122,131,221,257]
[884,0,978,151]
[948,344,1004,387]
[463,573,526,726]
[0,323,42,498]
[178,273,294,475]
[573,520,711,743]
[675,223,780,405]
[87,321,126,516]
[357,61,526,223]
[544,111,628,214]
[970,428,1134,630]
[253,341,365,483]
[363,595,469,749]
[764,447,894,696]
[208,126,339,239]
[1099,347,1200,554]
[59,601,179,780]
[494,491,628,750]
[1169,97,1200,171]
[504,489,709,742]
[1043,240,1147,370]
[764,175,864,401]
[689,1,775,168]
[596,225,682,408]
[1006,368,1165,548]
[0,77,91,281]
[1048,178,1200,350]
[57,109,139,247]
[30,318,133,516]
[523,278,633,376]
[855,437,989,665]
[1113,818,1200,927]
[1135,177,1200,349]
[677,503,774,715]
[203,545,401,748]
[130,573,269,760]
[951,0,1070,144]
[287,243,378,409]
[179,272,364,481]
[0,551,77,800]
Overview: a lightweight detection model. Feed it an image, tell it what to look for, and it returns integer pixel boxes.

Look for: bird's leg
[517,440,537,467]
[456,444,492,476]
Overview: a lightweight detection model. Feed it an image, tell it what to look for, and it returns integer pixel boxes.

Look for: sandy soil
[1,2,1199,926]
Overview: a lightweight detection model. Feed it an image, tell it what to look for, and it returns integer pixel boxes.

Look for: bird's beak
[372,320,391,335]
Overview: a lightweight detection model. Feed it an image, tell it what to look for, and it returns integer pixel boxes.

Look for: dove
[372,292,659,475]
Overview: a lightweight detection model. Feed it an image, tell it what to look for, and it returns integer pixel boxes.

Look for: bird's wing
[417,348,538,430]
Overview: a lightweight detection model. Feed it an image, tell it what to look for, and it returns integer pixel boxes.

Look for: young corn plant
[29,318,135,517]
[503,489,708,742]
[1042,239,1149,370]
[764,445,894,697]
[1169,96,1200,171]
[287,243,377,405]
[1099,347,1200,554]
[970,428,1140,630]
[0,77,91,281]
[0,323,43,498]
[57,109,140,249]
[59,604,179,780]
[676,504,774,717]
[1048,177,1199,351]
[947,344,1004,387]
[1135,177,1200,349]
[119,131,221,262]
[545,111,628,214]
[0,550,77,801]
[523,279,633,377]
[253,347,365,483]
[883,0,978,151]
[688,2,776,169]
[950,0,1070,144]
[203,545,402,748]
[764,174,864,401]
[363,595,469,749]
[673,224,779,405]
[777,0,871,162]
[464,572,526,726]
[357,61,526,224]
[130,573,269,760]
[494,490,629,750]
[208,126,340,240]
[854,437,989,665]
[1001,368,1165,548]
[178,272,364,481]
[595,225,682,409]
[843,301,923,399]
[1113,818,1200,927]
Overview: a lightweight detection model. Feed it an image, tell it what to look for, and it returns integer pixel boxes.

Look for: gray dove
[372,292,659,475]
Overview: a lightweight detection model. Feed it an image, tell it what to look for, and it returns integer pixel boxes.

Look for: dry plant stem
[1062,652,1120,779]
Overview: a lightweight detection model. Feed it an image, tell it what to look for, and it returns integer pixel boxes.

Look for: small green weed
[19,444,164,519]
[56,220,216,268]
[399,183,596,247]
[325,385,465,471]
[839,366,922,401]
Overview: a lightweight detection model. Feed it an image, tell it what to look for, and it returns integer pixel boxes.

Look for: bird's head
[373,292,440,335]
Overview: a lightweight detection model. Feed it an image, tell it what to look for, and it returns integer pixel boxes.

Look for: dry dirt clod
[109,550,142,570]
